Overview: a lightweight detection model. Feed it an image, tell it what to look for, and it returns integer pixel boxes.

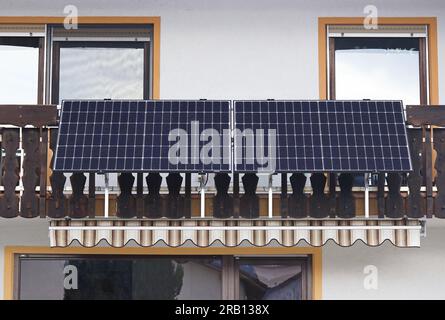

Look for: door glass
[0,38,40,104]
[18,256,222,300]
[334,37,421,105]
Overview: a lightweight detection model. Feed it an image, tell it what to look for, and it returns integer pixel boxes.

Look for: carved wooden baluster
[377,173,386,218]
[240,173,259,218]
[424,127,434,218]
[309,173,328,218]
[433,129,445,217]
[88,173,96,218]
[407,129,424,218]
[385,173,403,218]
[48,129,66,218]
[39,128,48,217]
[0,129,19,218]
[233,173,240,218]
[21,129,40,218]
[145,172,162,218]
[328,173,337,218]
[116,173,136,218]
[69,172,88,218]
[184,173,192,218]
[136,173,144,218]
[280,173,288,218]
[213,173,233,218]
[337,173,355,218]
[288,173,307,218]
[165,173,184,218]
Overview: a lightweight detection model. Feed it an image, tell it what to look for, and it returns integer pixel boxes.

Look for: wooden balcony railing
[0,104,444,219]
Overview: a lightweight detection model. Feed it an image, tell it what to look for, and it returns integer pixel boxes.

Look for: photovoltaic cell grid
[233,100,412,173]
[54,100,231,173]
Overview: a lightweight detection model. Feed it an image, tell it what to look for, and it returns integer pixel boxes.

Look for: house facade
[0,0,445,300]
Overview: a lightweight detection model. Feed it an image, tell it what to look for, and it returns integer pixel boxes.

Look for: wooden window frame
[4,246,322,300]
[13,253,311,300]
[318,17,439,104]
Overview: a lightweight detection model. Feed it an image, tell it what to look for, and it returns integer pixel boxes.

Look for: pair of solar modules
[53,100,412,173]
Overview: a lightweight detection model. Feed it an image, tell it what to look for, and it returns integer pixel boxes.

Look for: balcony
[0,104,440,247]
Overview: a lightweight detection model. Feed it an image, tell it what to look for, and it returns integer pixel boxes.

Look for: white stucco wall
[0,0,445,299]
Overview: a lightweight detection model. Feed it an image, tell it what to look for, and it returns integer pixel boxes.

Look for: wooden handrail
[0,105,58,127]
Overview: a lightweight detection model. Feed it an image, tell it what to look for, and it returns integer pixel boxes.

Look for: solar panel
[233,100,412,173]
[54,100,231,173]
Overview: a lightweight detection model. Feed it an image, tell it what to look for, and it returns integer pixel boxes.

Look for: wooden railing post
[117,173,136,218]
[88,173,96,218]
[136,173,144,218]
[433,128,445,217]
[0,129,20,218]
[213,173,233,218]
[165,173,184,218]
[184,173,192,218]
[240,173,259,218]
[309,173,328,218]
[69,172,88,218]
[48,129,66,218]
[424,127,434,218]
[407,129,424,218]
[288,173,307,218]
[145,172,162,218]
[280,173,288,218]
[328,173,337,218]
[377,173,386,218]
[386,173,403,218]
[233,173,240,218]
[21,129,40,218]
[337,173,355,218]
[39,128,48,218]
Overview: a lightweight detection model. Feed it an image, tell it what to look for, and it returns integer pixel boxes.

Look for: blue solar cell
[233,100,412,173]
[54,100,232,172]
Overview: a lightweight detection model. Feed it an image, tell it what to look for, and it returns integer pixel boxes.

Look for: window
[328,25,428,105]
[0,25,45,104]
[16,255,311,300]
[18,255,222,300]
[51,26,151,103]
[327,24,429,186]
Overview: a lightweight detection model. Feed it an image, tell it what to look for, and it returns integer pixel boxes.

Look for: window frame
[15,253,311,300]
[5,246,322,300]
[0,36,45,104]
[327,32,428,104]
[50,30,152,104]
[318,17,439,105]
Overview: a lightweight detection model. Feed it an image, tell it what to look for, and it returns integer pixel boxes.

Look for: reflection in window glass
[0,38,40,104]
[19,256,222,300]
[58,46,144,103]
[335,37,421,105]
[239,261,303,300]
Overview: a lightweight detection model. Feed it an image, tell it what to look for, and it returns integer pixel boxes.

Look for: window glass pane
[0,38,40,104]
[58,46,144,103]
[238,260,304,300]
[19,256,222,300]
[334,37,421,105]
